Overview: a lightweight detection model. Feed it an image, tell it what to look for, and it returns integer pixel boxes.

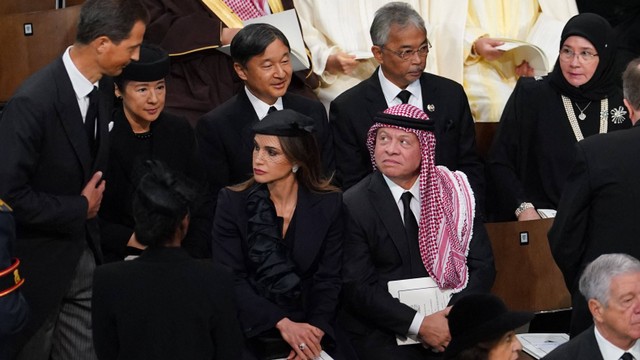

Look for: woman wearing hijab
[444,293,534,360]
[212,109,346,359]
[92,161,243,359]
[99,43,210,261]
[488,13,631,221]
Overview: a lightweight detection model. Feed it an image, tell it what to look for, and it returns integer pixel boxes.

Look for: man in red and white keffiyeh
[341,103,495,359]
[366,104,475,292]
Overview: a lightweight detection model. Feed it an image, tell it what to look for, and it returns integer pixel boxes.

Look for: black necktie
[268,106,278,114]
[397,90,412,104]
[401,192,426,276]
[85,86,99,152]
[621,353,634,360]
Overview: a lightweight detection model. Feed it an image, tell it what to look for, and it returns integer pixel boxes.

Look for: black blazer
[549,124,640,335]
[340,171,495,341]
[92,247,244,359]
[196,90,334,203]
[99,109,211,260]
[542,326,603,360]
[0,57,112,346]
[329,68,483,201]
[212,185,343,342]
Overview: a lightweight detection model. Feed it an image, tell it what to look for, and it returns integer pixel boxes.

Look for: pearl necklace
[561,95,608,141]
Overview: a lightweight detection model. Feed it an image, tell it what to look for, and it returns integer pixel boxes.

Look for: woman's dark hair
[230,23,290,68]
[230,133,337,193]
[76,0,149,45]
[132,160,198,247]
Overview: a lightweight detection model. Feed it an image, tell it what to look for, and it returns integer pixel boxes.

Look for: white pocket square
[108,121,114,132]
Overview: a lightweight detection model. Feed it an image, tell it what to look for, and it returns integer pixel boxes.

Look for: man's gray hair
[622,57,640,111]
[579,253,640,306]
[370,2,426,46]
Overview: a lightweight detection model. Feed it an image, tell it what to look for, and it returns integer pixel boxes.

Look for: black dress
[212,184,346,359]
[488,76,630,220]
[99,108,211,261]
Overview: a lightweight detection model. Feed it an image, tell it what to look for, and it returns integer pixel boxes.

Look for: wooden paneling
[0,0,84,15]
[0,6,81,101]
[486,219,571,313]
[475,122,499,160]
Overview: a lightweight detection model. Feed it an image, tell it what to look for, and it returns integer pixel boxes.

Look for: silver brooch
[427,104,435,112]
[610,106,627,124]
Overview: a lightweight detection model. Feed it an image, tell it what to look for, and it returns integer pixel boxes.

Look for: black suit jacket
[542,326,603,360]
[196,90,334,202]
[0,57,112,346]
[212,185,343,343]
[329,68,483,202]
[549,124,640,335]
[99,109,211,260]
[341,171,495,346]
[92,247,244,359]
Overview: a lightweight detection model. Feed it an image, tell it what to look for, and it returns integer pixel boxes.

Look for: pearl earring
[292,164,299,173]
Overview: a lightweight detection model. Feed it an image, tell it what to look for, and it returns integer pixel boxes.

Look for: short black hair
[76,0,149,45]
[230,23,290,68]
[132,161,198,247]
[623,57,640,110]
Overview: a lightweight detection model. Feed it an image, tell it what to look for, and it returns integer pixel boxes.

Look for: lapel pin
[427,104,435,112]
[108,121,114,132]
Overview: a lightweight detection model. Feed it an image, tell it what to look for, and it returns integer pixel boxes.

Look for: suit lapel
[53,59,92,182]
[365,68,391,120]
[368,172,412,271]
[291,186,325,272]
[92,76,113,174]
[235,90,260,153]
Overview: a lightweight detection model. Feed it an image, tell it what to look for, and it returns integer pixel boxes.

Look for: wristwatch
[514,202,534,218]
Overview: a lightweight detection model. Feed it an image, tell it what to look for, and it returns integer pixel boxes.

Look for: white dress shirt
[244,87,284,120]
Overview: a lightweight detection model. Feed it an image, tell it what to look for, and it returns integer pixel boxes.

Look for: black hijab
[549,13,618,102]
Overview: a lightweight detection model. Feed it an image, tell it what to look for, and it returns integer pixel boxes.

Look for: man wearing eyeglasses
[329,2,484,210]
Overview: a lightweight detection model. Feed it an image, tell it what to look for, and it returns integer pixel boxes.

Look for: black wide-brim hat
[444,293,534,358]
[253,109,315,136]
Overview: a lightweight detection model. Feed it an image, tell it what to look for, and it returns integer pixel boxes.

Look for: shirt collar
[382,173,420,205]
[594,325,640,360]
[244,86,284,120]
[62,46,99,99]
[378,68,421,107]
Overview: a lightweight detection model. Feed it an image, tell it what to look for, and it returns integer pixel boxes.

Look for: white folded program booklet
[387,277,453,345]
[216,9,310,72]
[516,333,569,359]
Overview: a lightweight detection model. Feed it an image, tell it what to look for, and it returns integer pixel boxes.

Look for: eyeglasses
[381,41,431,61]
[559,47,599,63]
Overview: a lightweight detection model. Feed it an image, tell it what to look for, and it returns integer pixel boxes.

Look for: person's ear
[92,35,111,55]
[623,98,636,123]
[114,83,122,99]
[589,298,605,324]
[234,62,248,81]
[372,45,384,64]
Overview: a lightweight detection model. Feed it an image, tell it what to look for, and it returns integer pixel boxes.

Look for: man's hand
[81,171,105,219]
[515,60,535,77]
[473,37,505,61]
[276,317,323,360]
[418,307,451,352]
[325,52,359,75]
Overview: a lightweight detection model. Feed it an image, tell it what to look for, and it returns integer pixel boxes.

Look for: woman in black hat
[212,109,347,360]
[92,161,243,359]
[99,43,210,262]
[489,13,631,222]
[444,293,534,360]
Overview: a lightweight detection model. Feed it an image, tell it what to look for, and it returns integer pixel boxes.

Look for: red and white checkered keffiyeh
[223,0,269,21]
[366,104,475,292]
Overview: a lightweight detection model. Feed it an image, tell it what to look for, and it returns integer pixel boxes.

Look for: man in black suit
[196,23,333,201]
[341,104,495,360]
[0,0,148,358]
[549,57,640,338]
[543,254,640,360]
[330,2,483,201]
